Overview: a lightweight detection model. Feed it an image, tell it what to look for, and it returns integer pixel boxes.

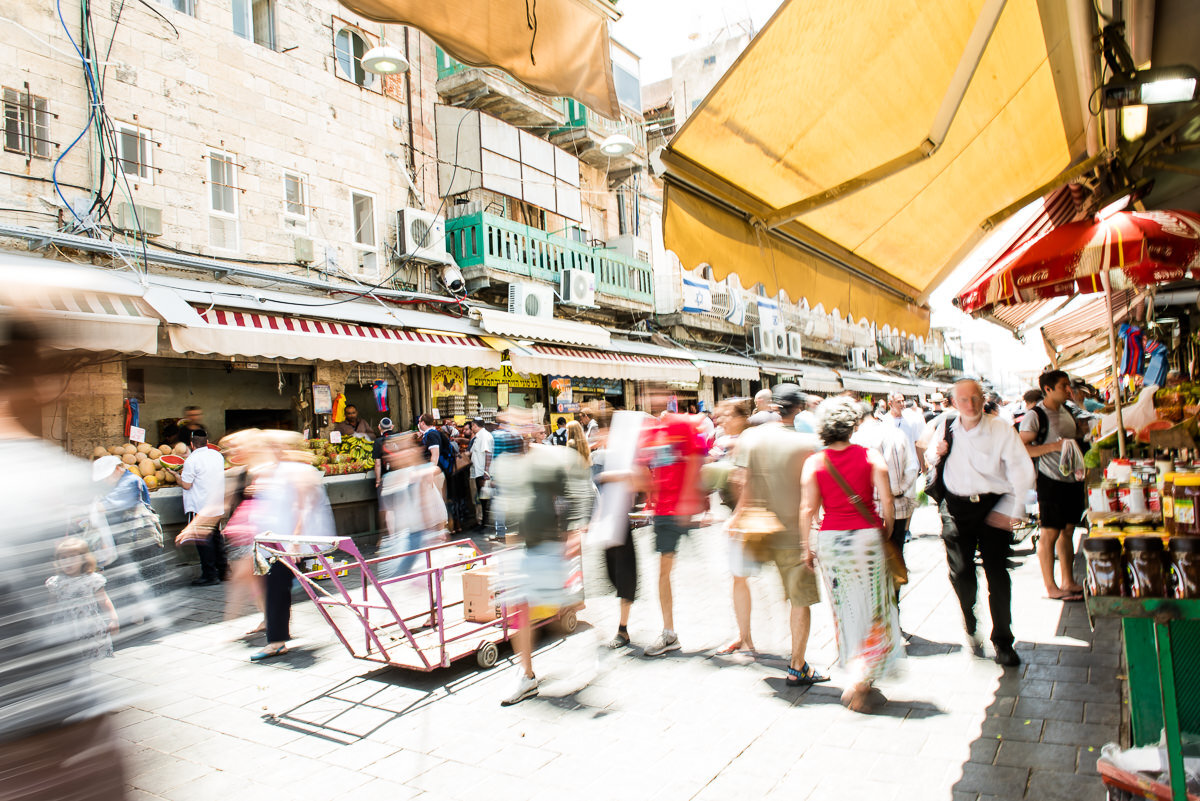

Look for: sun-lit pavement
[104,505,1119,801]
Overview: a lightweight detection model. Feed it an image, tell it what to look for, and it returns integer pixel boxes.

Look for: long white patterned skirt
[816,527,903,684]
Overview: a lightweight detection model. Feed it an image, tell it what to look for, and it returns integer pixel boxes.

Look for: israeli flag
[682,275,713,313]
[724,285,745,326]
[757,297,782,330]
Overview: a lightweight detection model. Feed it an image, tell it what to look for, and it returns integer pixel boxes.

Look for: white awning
[169,307,500,369]
[0,253,160,354]
[797,365,843,394]
[509,344,699,383]
[838,370,912,396]
[476,308,611,349]
[682,348,760,381]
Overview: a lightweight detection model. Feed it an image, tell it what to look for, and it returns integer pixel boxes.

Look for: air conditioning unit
[113,202,163,236]
[606,234,652,263]
[787,332,803,359]
[396,208,452,264]
[751,325,779,356]
[771,327,787,355]
[849,347,868,370]
[508,282,554,318]
[560,269,596,306]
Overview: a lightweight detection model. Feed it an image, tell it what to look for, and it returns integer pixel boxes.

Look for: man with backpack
[1019,370,1087,601]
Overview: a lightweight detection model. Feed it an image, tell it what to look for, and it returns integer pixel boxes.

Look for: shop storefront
[469,365,544,413]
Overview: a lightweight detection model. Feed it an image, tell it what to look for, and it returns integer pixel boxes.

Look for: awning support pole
[1100,268,1127,458]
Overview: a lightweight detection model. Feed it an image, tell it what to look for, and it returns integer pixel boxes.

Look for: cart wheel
[559,609,578,635]
[476,641,499,669]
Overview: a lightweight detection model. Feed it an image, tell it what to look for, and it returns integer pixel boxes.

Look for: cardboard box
[465,597,500,622]
[462,568,493,600]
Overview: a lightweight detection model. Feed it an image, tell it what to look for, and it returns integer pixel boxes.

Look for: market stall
[957,208,1200,801]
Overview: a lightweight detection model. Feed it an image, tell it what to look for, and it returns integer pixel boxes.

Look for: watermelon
[159,454,186,472]
[1137,420,1174,444]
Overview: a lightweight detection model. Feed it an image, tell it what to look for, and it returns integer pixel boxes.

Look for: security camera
[440,263,465,295]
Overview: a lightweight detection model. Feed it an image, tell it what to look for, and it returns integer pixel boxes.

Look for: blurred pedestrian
[251,431,335,661]
[92,454,162,620]
[730,385,825,681]
[0,312,131,799]
[217,430,267,633]
[495,416,594,705]
[640,409,707,656]
[378,433,447,578]
[801,395,900,711]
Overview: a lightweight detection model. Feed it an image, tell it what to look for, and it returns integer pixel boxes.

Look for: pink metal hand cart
[256,535,579,671]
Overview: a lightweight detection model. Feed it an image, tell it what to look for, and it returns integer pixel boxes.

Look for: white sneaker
[501,674,540,706]
[644,631,681,657]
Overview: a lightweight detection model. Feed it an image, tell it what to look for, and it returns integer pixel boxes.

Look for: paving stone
[1023,664,1089,683]
[1083,702,1122,726]
[995,740,1079,771]
[980,716,1044,743]
[1050,681,1120,703]
[1025,769,1107,801]
[1012,697,1084,723]
[994,677,1052,699]
[1041,720,1118,748]
[951,762,1030,797]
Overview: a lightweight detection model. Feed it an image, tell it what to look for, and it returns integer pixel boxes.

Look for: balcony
[446,211,654,311]
[435,48,567,129]
[548,99,647,179]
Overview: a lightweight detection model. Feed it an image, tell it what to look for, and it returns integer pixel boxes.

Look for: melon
[108,446,125,456]
[163,471,176,484]
[159,454,185,472]
[1138,419,1174,444]
[128,464,142,478]
[155,470,166,482]
[123,444,137,455]
[121,453,137,465]
[136,443,153,454]
[158,444,171,454]
[92,447,108,459]
[143,475,158,490]
[147,447,162,460]
[173,443,188,457]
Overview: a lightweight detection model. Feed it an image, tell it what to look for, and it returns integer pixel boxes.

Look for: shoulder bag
[922,413,957,504]
[823,453,908,586]
[727,439,782,562]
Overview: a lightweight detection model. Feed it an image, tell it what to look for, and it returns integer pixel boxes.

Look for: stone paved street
[103,506,1122,801]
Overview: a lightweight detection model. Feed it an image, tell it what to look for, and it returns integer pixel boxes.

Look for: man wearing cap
[924,392,947,422]
[884,391,923,469]
[467,418,494,530]
[372,418,396,491]
[729,383,827,684]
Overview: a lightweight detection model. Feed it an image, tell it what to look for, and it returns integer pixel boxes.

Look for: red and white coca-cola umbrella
[956,208,1200,457]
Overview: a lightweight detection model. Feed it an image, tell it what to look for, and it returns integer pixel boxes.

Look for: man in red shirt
[640,412,707,656]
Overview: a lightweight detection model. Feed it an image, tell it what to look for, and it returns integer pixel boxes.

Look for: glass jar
[1172,475,1200,536]
[1163,473,1177,536]
[1084,536,1124,597]
[1169,537,1200,599]
[1125,535,1168,598]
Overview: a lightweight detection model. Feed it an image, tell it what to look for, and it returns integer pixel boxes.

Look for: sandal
[786,662,829,686]
[250,645,288,662]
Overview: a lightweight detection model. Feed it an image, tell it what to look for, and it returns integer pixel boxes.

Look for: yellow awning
[662,0,1089,335]
[339,0,621,119]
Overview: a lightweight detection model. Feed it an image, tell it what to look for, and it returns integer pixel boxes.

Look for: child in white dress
[46,537,119,660]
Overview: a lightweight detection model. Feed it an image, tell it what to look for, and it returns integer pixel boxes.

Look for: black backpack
[923,412,957,504]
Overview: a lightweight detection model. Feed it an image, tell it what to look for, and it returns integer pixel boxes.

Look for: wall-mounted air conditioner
[560,269,596,306]
[786,332,803,359]
[397,208,452,264]
[508,282,554,318]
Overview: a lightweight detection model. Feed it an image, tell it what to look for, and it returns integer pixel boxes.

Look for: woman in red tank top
[800,396,901,713]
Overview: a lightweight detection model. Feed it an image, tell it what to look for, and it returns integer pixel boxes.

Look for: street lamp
[362,43,409,75]
[600,133,635,157]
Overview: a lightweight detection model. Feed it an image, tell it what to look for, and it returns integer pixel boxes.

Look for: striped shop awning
[168,307,501,369]
[509,344,700,383]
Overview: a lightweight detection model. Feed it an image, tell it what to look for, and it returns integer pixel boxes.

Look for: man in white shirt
[883,392,924,469]
[925,379,1035,668]
[176,429,228,586]
[467,418,494,530]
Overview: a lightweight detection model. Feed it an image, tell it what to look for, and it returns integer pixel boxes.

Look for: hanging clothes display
[1119,324,1144,377]
[1143,340,1169,388]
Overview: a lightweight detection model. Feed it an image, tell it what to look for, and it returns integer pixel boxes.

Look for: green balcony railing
[554,99,647,153]
[446,211,653,306]
[435,47,470,81]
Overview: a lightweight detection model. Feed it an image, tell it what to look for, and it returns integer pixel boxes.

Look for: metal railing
[555,99,647,154]
[446,211,653,305]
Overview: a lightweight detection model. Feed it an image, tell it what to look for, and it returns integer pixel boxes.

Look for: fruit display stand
[1087,595,1200,800]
